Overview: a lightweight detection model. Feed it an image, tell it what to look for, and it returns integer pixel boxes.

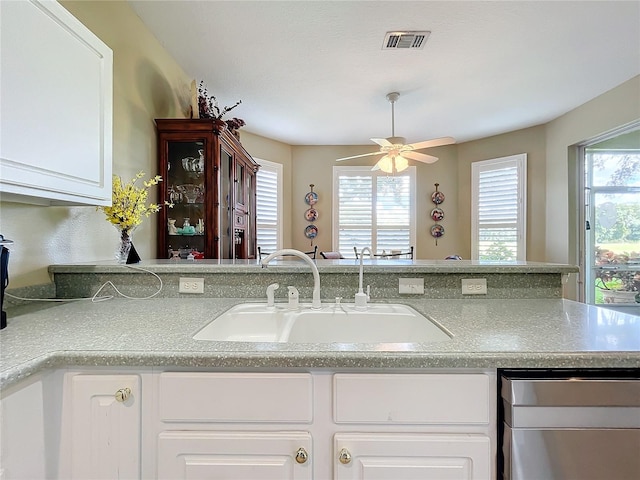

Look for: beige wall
[240,131,294,248]
[1,1,637,292]
[288,144,460,258]
[457,125,547,261]
[545,75,640,299]
[0,1,192,288]
[545,75,640,266]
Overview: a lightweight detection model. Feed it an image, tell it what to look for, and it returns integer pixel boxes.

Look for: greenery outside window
[584,144,640,305]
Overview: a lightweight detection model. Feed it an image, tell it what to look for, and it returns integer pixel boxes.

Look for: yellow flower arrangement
[99,172,172,233]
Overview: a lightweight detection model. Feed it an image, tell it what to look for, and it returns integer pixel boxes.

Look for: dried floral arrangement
[225,117,246,131]
[198,81,242,121]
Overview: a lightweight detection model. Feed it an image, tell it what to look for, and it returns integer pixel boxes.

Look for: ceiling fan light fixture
[336,91,454,167]
[395,156,409,172]
[377,156,394,173]
[376,155,409,174]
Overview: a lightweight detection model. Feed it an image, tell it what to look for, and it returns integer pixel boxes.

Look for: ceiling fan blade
[408,136,456,150]
[402,150,439,164]
[371,137,393,147]
[336,151,384,162]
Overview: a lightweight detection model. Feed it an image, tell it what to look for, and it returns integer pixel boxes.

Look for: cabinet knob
[295,447,309,464]
[115,387,131,402]
[338,448,352,464]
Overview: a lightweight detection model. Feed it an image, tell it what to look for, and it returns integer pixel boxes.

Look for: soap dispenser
[287,286,299,309]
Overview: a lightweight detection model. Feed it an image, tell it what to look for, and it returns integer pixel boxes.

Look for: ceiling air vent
[382,31,431,50]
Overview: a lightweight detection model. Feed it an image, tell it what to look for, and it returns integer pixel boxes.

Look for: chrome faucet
[355,247,372,309]
[261,249,321,309]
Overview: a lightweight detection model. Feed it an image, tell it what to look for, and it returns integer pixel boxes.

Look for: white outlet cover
[461,278,487,295]
[399,278,424,294]
[179,277,205,294]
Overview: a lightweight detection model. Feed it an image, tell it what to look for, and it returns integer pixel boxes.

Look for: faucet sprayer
[265,283,279,307]
[261,249,321,309]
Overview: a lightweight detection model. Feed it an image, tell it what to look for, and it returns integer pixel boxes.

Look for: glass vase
[115,227,135,264]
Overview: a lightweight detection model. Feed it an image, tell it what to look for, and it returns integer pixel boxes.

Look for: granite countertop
[1,297,638,389]
[48,258,580,274]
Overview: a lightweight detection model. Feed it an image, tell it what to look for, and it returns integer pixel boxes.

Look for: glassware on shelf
[176,218,196,235]
[168,185,182,204]
[181,149,205,177]
[196,219,205,235]
[176,184,203,204]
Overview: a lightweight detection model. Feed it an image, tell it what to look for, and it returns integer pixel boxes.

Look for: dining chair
[259,245,317,259]
[371,246,414,259]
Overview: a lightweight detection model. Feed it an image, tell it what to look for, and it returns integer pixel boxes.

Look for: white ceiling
[128,1,640,146]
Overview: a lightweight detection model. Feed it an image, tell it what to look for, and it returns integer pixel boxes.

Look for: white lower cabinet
[333,433,491,480]
[152,371,495,480]
[49,370,494,479]
[60,373,141,479]
[157,431,312,479]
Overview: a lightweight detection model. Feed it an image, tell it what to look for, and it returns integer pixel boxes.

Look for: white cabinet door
[0,0,112,206]
[69,375,140,479]
[158,431,312,480]
[334,433,491,480]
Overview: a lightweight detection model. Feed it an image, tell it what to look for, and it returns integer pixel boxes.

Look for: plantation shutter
[256,161,280,252]
[334,167,415,257]
[376,175,411,251]
[337,175,373,253]
[471,154,527,261]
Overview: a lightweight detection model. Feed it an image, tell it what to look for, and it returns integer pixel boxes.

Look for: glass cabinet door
[220,146,234,259]
[166,140,206,258]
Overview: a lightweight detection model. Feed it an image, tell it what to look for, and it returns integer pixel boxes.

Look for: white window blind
[471,154,527,261]
[255,159,282,252]
[334,166,415,257]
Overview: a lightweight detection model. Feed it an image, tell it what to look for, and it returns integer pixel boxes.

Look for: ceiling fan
[336,92,455,173]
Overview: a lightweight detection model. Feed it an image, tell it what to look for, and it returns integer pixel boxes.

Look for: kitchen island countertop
[1,297,638,389]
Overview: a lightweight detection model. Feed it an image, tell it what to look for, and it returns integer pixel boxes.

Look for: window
[333,166,416,257]
[255,158,282,252]
[471,154,527,261]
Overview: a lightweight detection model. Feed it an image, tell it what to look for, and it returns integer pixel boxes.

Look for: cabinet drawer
[334,374,490,424]
[159,372,313,423]
[158,431,312,479]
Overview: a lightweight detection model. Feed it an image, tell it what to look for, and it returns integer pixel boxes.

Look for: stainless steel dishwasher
[500,369,640,480]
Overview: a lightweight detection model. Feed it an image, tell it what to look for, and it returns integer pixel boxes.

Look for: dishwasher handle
[501,377,640,407]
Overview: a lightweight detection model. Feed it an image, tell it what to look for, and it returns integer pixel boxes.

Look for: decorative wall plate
[305,191,318,205]
[431,182,445,204]
[431,190,445,205]
[430,207,444,222]
[430,224,445,238]
[304,224,318,239]
[305,208,318,221]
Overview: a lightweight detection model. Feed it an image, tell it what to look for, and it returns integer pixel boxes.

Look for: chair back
[259,245,317,259]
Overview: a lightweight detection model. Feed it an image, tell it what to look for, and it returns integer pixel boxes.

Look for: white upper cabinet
[0,0,113,206]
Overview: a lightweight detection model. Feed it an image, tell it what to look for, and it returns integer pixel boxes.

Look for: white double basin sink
[193,302,452,344]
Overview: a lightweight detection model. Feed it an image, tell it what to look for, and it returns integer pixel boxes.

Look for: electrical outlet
[461,278,487,295]
[399,278,424,294]
[179,277,204,294]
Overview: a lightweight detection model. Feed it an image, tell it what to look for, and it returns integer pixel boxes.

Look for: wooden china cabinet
[155,119,259,260]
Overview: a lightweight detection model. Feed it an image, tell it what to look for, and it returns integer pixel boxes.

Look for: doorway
[579,123,640,311]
